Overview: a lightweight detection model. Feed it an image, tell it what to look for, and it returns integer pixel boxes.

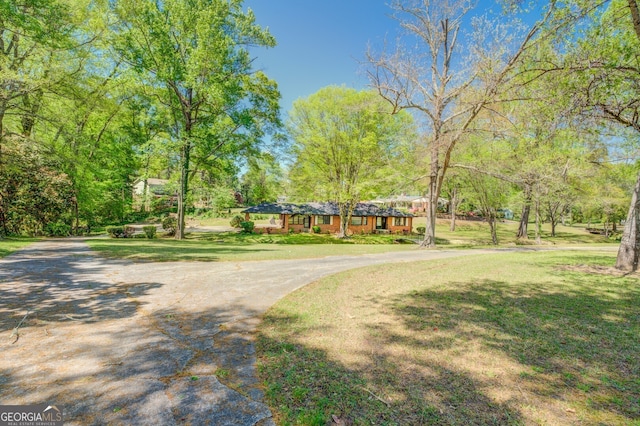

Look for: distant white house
[369,195,448,213]
[133,178,170,196]
[133,178,174,211]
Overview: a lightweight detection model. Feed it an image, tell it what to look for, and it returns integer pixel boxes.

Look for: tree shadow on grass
[390,275,640,423]
[257,253,640,425]
[0,242,274,425]
[257,311,523,425]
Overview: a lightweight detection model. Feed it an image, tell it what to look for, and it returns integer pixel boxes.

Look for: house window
[316,215,332,225]
[289,215,305,225]
[351,216,367,226]
[393,217,407,226]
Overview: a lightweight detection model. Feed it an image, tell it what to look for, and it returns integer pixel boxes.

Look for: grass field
[86,234,417,262]
[257,250,639,425]
[0,237,39,258]
[87,219,614,262]
[433,219,613,246]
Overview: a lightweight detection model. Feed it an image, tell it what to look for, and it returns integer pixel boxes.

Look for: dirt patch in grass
[257,251,640,425]
[557,264,640,278]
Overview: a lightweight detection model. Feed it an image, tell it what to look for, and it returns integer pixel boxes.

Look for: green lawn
[89,219,614,262]
[86,233,417,262]
[0,237,39,258]
[430,219,613,246]
[257,250,639,425]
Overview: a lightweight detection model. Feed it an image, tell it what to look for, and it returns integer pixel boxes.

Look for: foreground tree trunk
[614,0,640,271]
[616,170,640,272]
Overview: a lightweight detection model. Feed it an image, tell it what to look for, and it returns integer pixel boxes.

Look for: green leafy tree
[240,152,283,205]
[549,0,640,270]
[453,133,515,244]
[0,0,74,144]
[367,0,555,247]
[287,86,416,238]
[113,0,281,239]
[0,0,130,234]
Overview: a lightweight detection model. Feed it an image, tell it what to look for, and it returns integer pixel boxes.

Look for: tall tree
[287,86,415,238]
[0,0,118,235]
[366,0,552,247]
[0,0,74,145]
[113,0,280,239]
[552,0,640,270]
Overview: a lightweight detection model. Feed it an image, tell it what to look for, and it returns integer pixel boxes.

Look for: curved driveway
[0,239,593,425]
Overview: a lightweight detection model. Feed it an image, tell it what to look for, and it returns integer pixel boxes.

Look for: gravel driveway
[0,238,503,425]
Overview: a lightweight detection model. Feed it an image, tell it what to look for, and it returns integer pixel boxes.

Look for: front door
[303,215,311,229]
[376,217,387,230]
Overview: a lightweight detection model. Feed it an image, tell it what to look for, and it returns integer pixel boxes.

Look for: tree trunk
[422,178,438,247]
[176,139,192,240]
[337,201,354,238]
[489,215,498,245]
[422,150,440,247]
[450,186,457,232]
[141,178,149,213]
[517,186,531,239]
[628,0,640,40]
[21,89,44,137]
[535,198,542,244]
[73,195,79,235]
[615,169,640,272]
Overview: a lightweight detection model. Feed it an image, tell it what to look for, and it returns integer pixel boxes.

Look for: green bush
[162,216,177,236]
[230,215,245,228]
[106,226,122,238]
[142,225,157,239]
[106,226,134,238]
[44,221,71,237]
[240,221,254,233]
[416,226,426,234]
[312,225,321,234]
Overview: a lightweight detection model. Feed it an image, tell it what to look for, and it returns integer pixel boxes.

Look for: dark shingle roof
[242,202,412,217]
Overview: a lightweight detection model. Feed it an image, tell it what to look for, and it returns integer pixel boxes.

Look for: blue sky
[245,1,401,114]
[244,1,518,116]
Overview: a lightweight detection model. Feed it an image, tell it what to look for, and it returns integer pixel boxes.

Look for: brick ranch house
[242,202,413,234]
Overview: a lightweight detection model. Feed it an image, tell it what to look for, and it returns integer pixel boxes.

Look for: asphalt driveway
[0,238,511,425]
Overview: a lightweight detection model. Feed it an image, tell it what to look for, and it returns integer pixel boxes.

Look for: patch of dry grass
[257,251,640,425]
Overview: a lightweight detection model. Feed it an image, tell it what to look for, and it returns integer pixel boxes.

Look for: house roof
[242,202,413,218]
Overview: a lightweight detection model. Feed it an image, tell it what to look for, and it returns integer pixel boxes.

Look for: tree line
[0,0,281,240]
[287,0,640,271]
[1,0,639,271]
